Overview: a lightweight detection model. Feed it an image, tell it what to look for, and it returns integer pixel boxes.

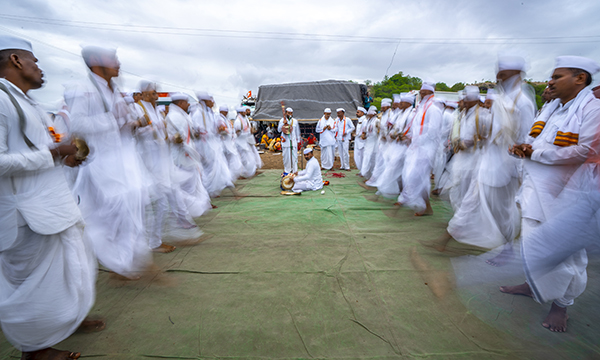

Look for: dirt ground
[259,147,357,170]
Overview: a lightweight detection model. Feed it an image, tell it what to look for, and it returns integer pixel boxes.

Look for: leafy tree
[527,81,548,109]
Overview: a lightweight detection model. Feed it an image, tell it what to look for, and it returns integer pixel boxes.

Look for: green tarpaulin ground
[1,169,599,359]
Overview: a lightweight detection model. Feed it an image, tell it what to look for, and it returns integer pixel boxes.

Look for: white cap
[139,80,157,92]
[367,106,377,115]
[81,45,117,67]
[381,98,392,107]
[303,148,313,154]
[235,105,246,113]
[554,55,600,75]
[170,92,188,102]
[392,94,401,103]
[336,108,345,113]
[195,91,212,101]
[420,79,435,92]
[445,101,458,109]
[400,93,415,104]
[464,86,480,101]
[219,105,229,112]
[324,108,332,113]
[357,106,366,113]
[497,54,527,72]
[0,35,33,52]
[286,107,293,112]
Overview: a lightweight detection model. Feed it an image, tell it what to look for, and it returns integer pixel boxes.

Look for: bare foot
[431,189,440,196]
[77,316,106,333]
[542,303,569,332]
[415,201,434,216]
[486,246,514,267]
[177,219,197,229]
[152,243,176,253]
[21,348,80,359]
[499,282,533,297]
[211,204,218,209]
[393,202,402,206]
[420,232,451,252]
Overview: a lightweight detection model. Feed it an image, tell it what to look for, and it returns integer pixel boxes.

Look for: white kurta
[360,115,379,178]
[234,114,260,177]
[0,79,95,352]
[278,116,301,173]
[292,156,324,193]
[334,116,355,170]
[166,104,212,218]
[519,89,600,306]
[315,116,336,170]
[398,95,443,213]
[218,113,243,181]
[65,73,151,278]
[366,109,393,184]
[354,115,367,172]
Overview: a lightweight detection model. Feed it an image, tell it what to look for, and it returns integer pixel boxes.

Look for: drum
[73,137,90,161]
[280,175,295,191]
[281,124,291,135]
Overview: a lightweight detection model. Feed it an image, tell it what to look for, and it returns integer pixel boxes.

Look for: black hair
[570,68,592,86]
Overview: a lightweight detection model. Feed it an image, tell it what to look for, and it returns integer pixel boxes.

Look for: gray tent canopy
[252,80,364,123]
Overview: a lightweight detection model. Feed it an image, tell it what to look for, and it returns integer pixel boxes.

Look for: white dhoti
[0,223,96,352]
[320,145,335,170]
[337,140,350,170]
[397,147,432,214]
[282,146,298,174]
[354,146,364,172]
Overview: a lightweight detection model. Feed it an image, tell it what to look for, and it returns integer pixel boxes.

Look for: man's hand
[50,144,78,160]
[521,144,533,158]
[509,143,532,158]
[64,155,83,167]
[174,134,184,144]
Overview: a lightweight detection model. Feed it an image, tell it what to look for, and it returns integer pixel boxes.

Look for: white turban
[420,79,435,92]
[357,107,366,113]
[324,108,332,113]
[219,105,229,112]
[195,91,212,101]
[81,45,117,68]
[464,86,480,101]
[0,35,33,52]
[286,107,293,112]
[497,54,527,72]
[381,98,392,107]
[139,80,157,92]
[303,148,313,154]
[235,106,246,113]
[336,108,345,113]
[170,92,188,102]
[446,101,458,109]
[400,93,415,104]
[367,107,377,115]
[392,94,401,103]
[554,55,600,75]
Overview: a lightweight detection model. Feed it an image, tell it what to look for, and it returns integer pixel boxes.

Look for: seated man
[292,148,323,193]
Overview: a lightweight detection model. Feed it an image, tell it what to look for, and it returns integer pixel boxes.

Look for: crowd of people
[1,33,599,360]
[0,36,263,359]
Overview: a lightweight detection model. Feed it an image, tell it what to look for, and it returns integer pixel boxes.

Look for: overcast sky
[2,0,600,108]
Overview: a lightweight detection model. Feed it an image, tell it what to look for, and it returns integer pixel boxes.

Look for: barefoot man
[500,56,600,332]
[0,35,97,360]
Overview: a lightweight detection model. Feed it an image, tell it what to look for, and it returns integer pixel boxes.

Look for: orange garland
[47,126,62,143]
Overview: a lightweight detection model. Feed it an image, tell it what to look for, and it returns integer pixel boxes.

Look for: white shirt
[334,116,355,141]
[295,156,323,190]
[315,115,336,146]
[278,116,301,148]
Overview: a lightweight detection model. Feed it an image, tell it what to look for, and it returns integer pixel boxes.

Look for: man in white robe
[398,80,443,215]
[500,56,600,332]
[365,99,392,184]
[292,148,323,193]
[315,108,336,170]
[278,107,301,174]
[234,106,260,178]
[353,107,367,173]
[217,105,243,181]
[334,108,355,171]
[65,45,151,279]
[166,93,212,219]
[0,35,96,360]
[360,106,379,178]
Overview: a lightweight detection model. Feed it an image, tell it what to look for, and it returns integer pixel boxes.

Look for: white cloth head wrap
[139,80,157,92]
[195,91,212,101]
[554,55,600,75]
[219,105,229,112]
[464,86,480,101]
[81,45,117,67]
[381,98,392,107]
[0,35,33,52]
[235,106,246,113]
[123,95,134,104]
[392,94,401,103]
[170,92,188,101]
[485,88,496,100]
[497,54,527,72]
[336,108,345,113]
[367,107,377,115]
[420,78,435,92]
[324,108,331,113]
[357,107,366,113]
[303,148,313,154]
[286,107,293,112]
[400,93,415,104]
